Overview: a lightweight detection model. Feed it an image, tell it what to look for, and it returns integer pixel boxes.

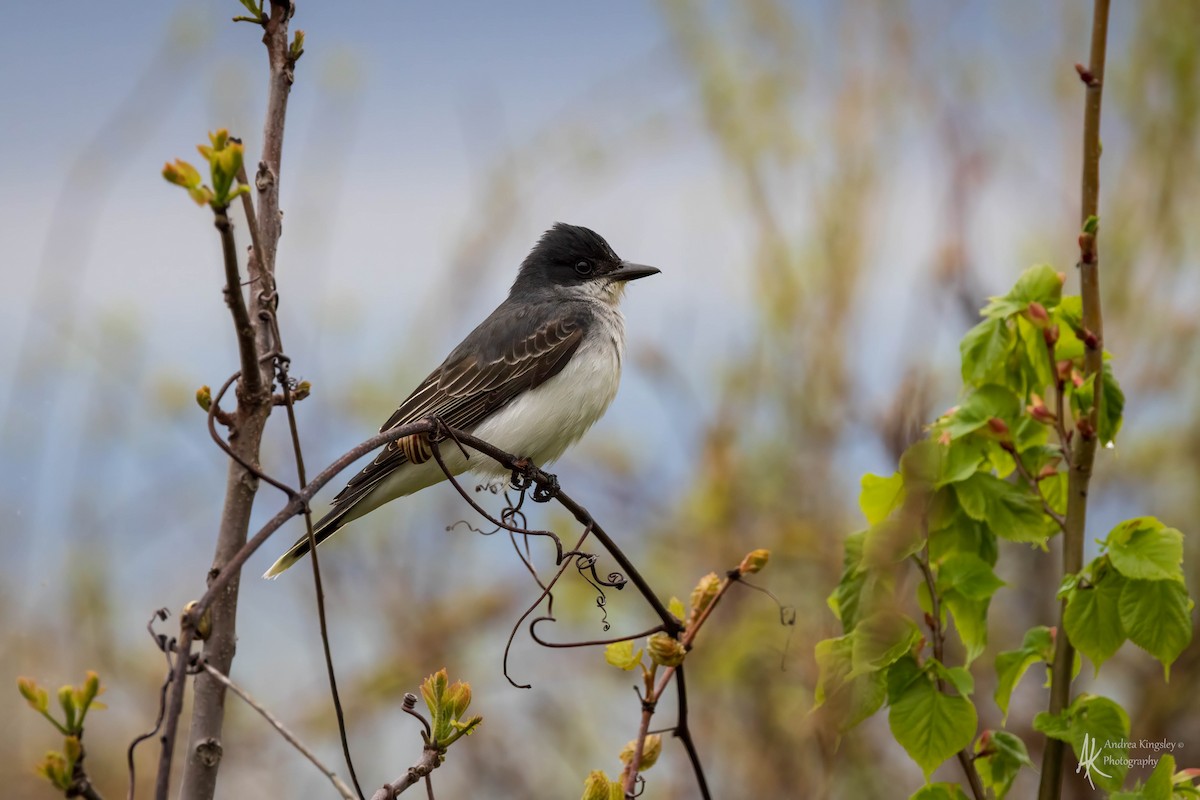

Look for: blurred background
[3,1,1199,798]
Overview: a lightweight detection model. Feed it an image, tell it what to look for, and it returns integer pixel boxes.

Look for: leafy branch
[17,672,107,800]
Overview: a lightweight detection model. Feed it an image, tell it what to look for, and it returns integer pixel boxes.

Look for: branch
[913,545,985,800]
[198,659,356,800]
[69,743,106,800]
[213,207,263,400]
[165,4,300,797]
[156,419,677,800]
[1004,443,1067,532]
[370,748,440,800]
[1039,2,1111,797]
[619,566,744,799]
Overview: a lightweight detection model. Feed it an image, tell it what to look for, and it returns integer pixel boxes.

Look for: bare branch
[370,748,441,800]
[198,659,356,800]
[1039,2,1112,797]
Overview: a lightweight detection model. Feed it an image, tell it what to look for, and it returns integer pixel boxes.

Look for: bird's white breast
[469,307,625,479]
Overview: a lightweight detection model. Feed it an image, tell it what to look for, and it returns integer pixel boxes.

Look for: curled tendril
[446,519,501,536]
[736,577,798,670]
[527,617,666,649]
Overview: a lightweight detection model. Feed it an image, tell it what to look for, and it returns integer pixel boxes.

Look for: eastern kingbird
[264,223,659,577]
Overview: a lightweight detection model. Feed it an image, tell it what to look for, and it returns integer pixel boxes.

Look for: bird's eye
[574,260,593,276]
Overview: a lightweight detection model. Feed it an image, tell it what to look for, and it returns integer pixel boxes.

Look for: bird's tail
[262,503,356,578]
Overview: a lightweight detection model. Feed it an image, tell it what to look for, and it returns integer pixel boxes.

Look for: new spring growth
[620,735,662,770]
[647,632,687,667]
[35,746,76,792]
[419,668,482,749]
[580,770,622,800]
[739,548,770,575]
[195,129,248,208]
[163,129,250,209]
[17,672,104,736]
[196,385,213,412]
[688,572,721,625]
[1027,393,1057,425]
[289,30,305,61]
[1025,301,1050,329]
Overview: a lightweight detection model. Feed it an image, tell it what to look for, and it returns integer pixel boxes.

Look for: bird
[264,223,659,577]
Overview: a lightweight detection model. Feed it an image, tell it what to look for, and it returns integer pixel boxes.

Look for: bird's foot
[531,472,559,503]
[510,458,559,502]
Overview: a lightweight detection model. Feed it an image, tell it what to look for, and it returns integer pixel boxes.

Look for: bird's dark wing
[330,304,588,506]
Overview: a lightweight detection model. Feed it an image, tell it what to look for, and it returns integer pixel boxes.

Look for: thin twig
[619,569,742,798]
[1004,443,1067,532]
[213,207,264,401]
[1039,2,1111,797]
[198,659,356,800]
[913,545,985,800]
[369,748,441,800]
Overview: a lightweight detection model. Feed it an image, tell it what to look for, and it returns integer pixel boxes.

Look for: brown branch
[369,748,441,800]
[213,208,263,400]
[157,419,685,800]
[167,5,300,799]
[69,742,106,800]
[913,545,985,800]
[198,659,356,800]
[1039,1,1111,797]
[619,569,740,798]
[1004,443,1067,532]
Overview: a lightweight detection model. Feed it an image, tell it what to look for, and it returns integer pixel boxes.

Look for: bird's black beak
[609,261,661,282]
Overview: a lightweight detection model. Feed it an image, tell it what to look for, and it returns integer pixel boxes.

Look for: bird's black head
[511,223,659,298]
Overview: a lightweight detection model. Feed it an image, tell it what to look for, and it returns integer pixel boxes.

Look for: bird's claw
[531,472,559,503]
[509,458,559,502]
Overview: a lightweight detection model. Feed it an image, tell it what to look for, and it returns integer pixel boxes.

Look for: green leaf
[604,640,643,671]
[909,784,971,800]
[974,730,1033,800]
[961,317,1014,387]
[1099,360,1125,446]
[937,553,1004,665]
[938,553,1005,601]
[929,506,998,566]
[1119,578,1193,680]
[887,657,978,780]
[860,472,905,525]
[1104,517,1184,582]
[928,660,975,697]
[813,635,887,732]
[981,264,1064,319]
[1033,694,1129,792]
[862,512,925,568]
[935,385,1021,441]
[1064,567,1128,673]
[934,441,984,489]
[953,472,1052,545]
[944,593,990,665]
[1110,754,1175,800]
[994,626,1054,724]
[668,596,685,621]
[1016,315,1056,395]
[850,610,920,677]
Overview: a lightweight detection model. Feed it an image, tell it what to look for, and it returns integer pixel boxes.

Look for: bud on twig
[646,633,686,668]
[1043,323,1060,347]
[1025,301,1050,329]
[688,573,721,622]
[1075,63,1100,87]
[619,735,663,770]
[1027,393,1056,425]
[738,549,770,575]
